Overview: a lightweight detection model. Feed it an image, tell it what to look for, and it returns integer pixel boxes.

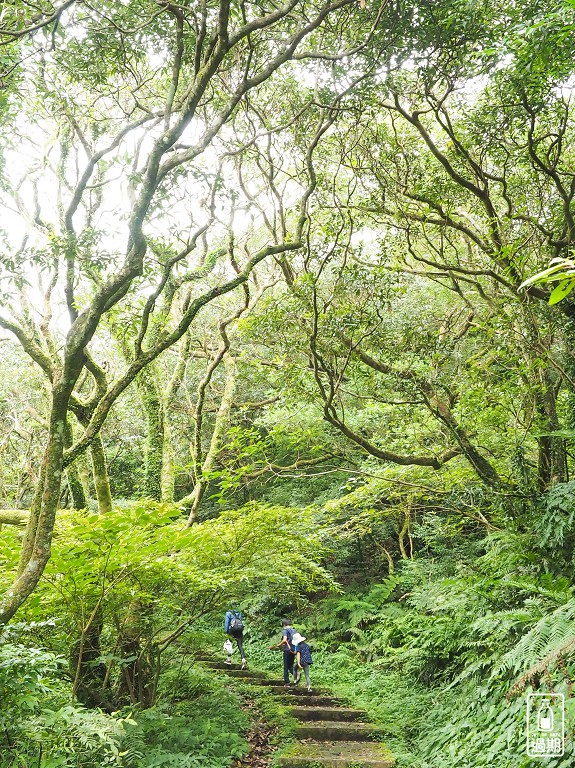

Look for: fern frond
[494,598,575,681]
[508,635,575,697]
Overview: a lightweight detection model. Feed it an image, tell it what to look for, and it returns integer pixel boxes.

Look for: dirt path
[235,697,278,768]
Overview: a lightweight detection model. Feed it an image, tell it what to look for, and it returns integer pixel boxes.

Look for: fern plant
[495,597,575,688]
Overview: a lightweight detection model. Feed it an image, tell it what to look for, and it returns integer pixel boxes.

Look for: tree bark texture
[161,419,175,503]
[90,435,113,514]
[63,418,88,509]
[67,463,88,509]
[2,388,68,623]
[136,369,165,502]
[535,370,566,489]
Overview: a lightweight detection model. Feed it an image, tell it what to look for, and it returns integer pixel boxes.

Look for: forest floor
[236,697,279,768]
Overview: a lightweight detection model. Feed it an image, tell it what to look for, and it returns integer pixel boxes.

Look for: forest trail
[200,658,394,768]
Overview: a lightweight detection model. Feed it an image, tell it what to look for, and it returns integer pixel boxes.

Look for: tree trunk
[536,370,566,489]
[516,306,567,490]
[90,435,112,514]
[77,454,92,506]
[398,508,411,560]
[136,370,164,502]
[63,418,87,509]
[116,599,157,707]
[1,389,68,624]
[430,395,503,489]
[71,606,110,709]
[161,419,175,503]
[67,464,88,509]
[184,353,237,525]
[161,339,190,503]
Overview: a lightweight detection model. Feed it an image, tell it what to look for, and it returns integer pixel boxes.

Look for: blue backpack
[229,612,244,634]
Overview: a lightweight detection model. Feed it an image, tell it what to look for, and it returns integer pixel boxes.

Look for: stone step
[248,678,290,686]
[290,706,366,722]
[276,740,394,768]
[202,661,244,670]
[219,668,268,679]
[295,721,383,742]
[273,692,345,707]
[265,684,330,695]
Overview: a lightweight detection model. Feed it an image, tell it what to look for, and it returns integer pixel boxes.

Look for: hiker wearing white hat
[292,633,313,692]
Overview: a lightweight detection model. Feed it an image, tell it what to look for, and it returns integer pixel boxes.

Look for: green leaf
[519,263,571,289]
[549,279,575,305]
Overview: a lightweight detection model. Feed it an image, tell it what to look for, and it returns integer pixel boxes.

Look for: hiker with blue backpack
[224,604,247,669]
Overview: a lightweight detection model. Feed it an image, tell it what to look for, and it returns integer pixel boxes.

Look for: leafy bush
[0,498,336,766]
[0,630,250,768]
[0,629,127,767]
[119,672,250,768]
[0,501,333,711]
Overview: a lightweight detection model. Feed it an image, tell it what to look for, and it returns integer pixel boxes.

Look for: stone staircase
[198,657,394,768]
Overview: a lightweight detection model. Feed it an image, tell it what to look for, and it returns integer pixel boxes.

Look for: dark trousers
[283,649,294,683]
[231,631,245,659]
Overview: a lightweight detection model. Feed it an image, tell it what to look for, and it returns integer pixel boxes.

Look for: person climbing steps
[224,603,248,669]
[292,632,313,691]
[269,618,297,685]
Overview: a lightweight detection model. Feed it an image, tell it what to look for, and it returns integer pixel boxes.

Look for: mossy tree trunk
[3,384,74,622]
[90,435,113,514]
[136,370,165,502]
[183,352,237,525]
[71,606,111,710]
[160,340,190,503]
[161,419,176,503]
[116,599,157,707]
[64,420,88,509]
[536,369,566,489]
[67,464,87,509]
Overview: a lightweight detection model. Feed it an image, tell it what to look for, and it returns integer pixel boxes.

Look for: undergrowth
[268,494,575,768]
[0,638,250,768]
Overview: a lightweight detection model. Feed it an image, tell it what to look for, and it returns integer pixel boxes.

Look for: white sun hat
[292,632,306,645]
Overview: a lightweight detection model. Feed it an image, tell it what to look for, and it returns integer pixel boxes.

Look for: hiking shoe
[307,687,312,692]
[241,658,247,669]
[224,659,232,665]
